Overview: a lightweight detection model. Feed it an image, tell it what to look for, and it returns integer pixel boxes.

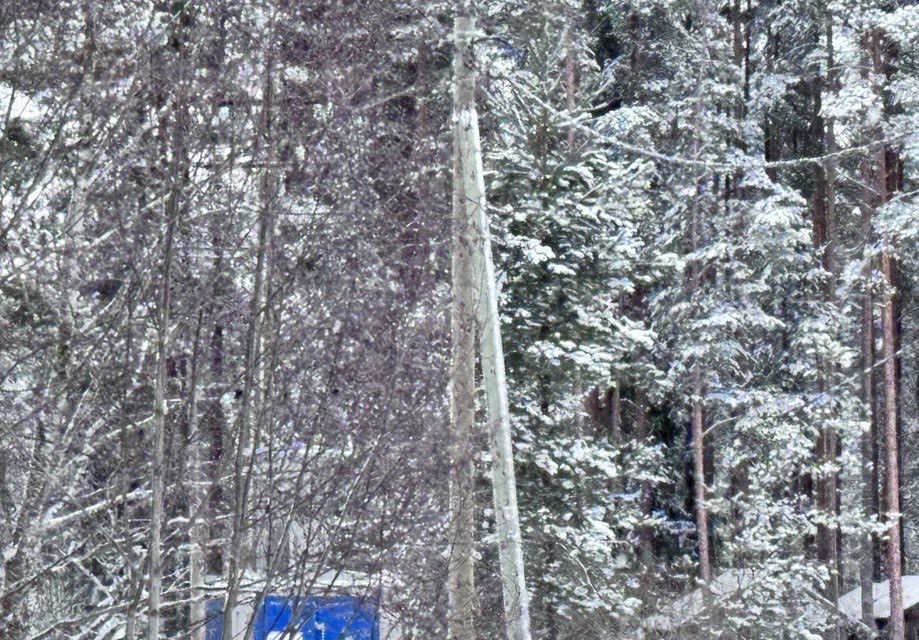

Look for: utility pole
[446,12,478,640]
[452,13,533,640]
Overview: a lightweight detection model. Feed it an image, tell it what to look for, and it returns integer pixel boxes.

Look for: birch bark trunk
[1,6,94,635]
[221,52,277,640]
[147,5,193,636]
[188,310,207,640]
[453,15,533,640]
[146,54,188,640]
[146,141,179,640]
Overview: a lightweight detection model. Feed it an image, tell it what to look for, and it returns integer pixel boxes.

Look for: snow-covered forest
[1,0,918,638]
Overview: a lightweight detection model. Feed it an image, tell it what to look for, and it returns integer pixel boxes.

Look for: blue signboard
[205,594,379,640]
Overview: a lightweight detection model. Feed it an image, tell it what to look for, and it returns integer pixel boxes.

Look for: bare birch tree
[146,7,189,634]
[221,46,278,640]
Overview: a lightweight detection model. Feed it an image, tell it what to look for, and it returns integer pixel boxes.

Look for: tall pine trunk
[807,8,841,617]
[634,390,655,575]
[881,246,904,640]
[691,369,711,583]
[856,49,881,624]
[868,28,905,640]
[687,5,712,580]
[822,6,842,612]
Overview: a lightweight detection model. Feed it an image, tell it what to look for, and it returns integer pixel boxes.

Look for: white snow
[644,569,752,632]
[838,576,919,621]
[0,83,45,122]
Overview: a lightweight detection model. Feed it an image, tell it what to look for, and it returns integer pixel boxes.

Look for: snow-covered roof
[646,572,919,633]
[205,568,392,596]
[645,569,753,632]
[644,568,831,633]
[838,577,919,621]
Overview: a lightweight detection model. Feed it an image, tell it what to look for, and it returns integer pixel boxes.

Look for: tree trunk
[188,310,207,640]
[147,5,191,636]
[859,30,884,585]
[609,386,623,446]
[446,30,478,640]
[809,8,841,614]
[222,52,277,640]
[564,27,577,151]
[121,283,142,640]
[0,8,93,635]
[146,142,179,640]
[634,390,654,575]
[691,369,711,583]
[454,14,533,640]
[823,6,842,610]
[881,247,904,640]
[886,154,906,571]
[858,204,877,632]
[867,27,904,640]
[686,8,712,582]
[877,136,904,640]
[856,95,881,631]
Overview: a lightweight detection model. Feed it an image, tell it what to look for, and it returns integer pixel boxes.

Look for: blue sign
[206,594,379,640]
